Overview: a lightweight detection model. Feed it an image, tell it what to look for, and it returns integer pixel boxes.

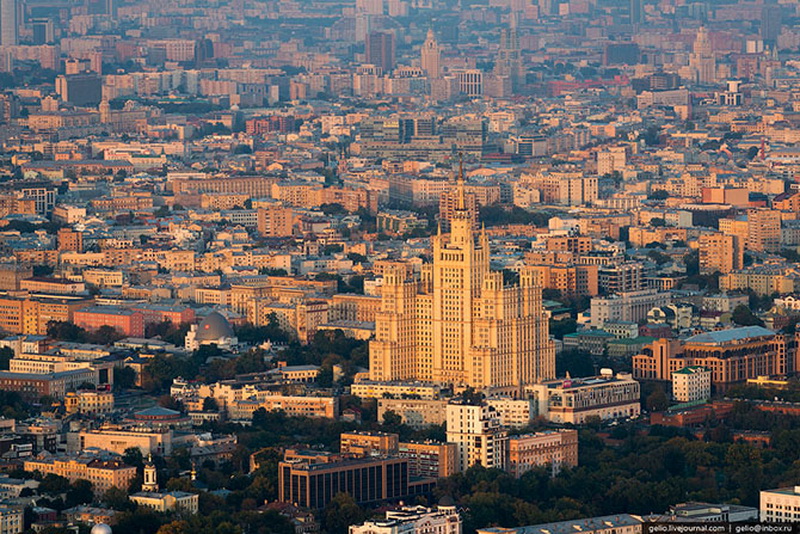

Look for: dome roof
[195,311,234,341]
[91,524,112,534]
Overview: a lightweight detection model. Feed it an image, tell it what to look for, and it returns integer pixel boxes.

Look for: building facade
[370,179,555,390]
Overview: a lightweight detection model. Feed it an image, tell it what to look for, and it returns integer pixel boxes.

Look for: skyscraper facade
[689,26,715,85]
[494,25,523,90]
[421,29,441,79]
[1,0,17,47]
[366,31,396,73]
[369,170,555,391]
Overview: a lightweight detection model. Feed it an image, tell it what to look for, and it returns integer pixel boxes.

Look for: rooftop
[684,326,776,344]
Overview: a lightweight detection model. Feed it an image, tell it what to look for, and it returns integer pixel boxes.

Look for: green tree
[39,474,70,495]
[323,492,365,534]
[732,304,764,327]
[115,366,137,390]
[65,479,94,507]
[103,486,135,511]
[0,347,12,370]
[646,385,669,412]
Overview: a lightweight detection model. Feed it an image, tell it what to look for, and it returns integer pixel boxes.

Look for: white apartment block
[672,366,711,403]
[761,486,800,522]
[446,402,507,471]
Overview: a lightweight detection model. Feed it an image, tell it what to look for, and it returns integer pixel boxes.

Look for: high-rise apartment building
[445,401,507,472]
[747,209,781,253]
[366,32,396,73]
[698,232,743,275]
[0,0,16,47]
[421,29,441,79]
[369,173,555,390]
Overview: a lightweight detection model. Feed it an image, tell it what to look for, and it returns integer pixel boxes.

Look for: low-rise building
[760,486,800,522]
[506,430,579,478]
[129,491,199,515]
[528,371,641,424]
[377,398,448,429]
[24,454,136,496]
[350,506,461,534]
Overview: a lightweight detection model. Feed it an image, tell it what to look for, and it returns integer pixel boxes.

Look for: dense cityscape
[2,0,800,533]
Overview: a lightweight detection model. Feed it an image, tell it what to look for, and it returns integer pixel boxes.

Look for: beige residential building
[0,507,23,534]
[528,372,640,424]
[760,486,800,522]
[130,491,199,515]
[64,390,114,415]
[672,366,711,403]
[369,180,555,390]
[698,232,743,275]
[377,398,448,429]
[747,209,781,253]
[24,455,136,495]
[445,402,507,471]
[506,430,578,478]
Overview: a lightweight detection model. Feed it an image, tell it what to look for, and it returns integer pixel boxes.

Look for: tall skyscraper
[494,24,523,91]
[421,29,441,79]
[1,0,17,47]
[366,31,396,73]
[761,5,782,46]
[629,0,642,25]
[689,26,715,85]
[369,163,555,390]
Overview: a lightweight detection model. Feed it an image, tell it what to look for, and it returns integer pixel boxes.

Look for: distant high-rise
[421,29,441,79]
[689,26,715,85]
[366,31,396,73]
[761,5,782,45]
[629,0,642,25]
[369,163,555,390]
[1,0,17,47]
[31,18,54,45]
[494,24,523,90]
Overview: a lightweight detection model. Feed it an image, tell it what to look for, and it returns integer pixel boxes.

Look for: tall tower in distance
[494,20,523,90]
[369,158,555,392]
[366,31,396,73]
[689,26,715,85]
[1,0,17,47]
[421,29,441,79]
[629,0,642,26]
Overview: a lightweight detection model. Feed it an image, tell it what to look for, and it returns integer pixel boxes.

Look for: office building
[0,0,16,47]
[633,327,787,388]
[370,177,555,390]
[278,454,433,509]
[55,72,103,107]
[366,32,396,73]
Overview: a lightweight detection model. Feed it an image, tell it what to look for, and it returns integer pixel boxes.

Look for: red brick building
[73,307,145,337]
